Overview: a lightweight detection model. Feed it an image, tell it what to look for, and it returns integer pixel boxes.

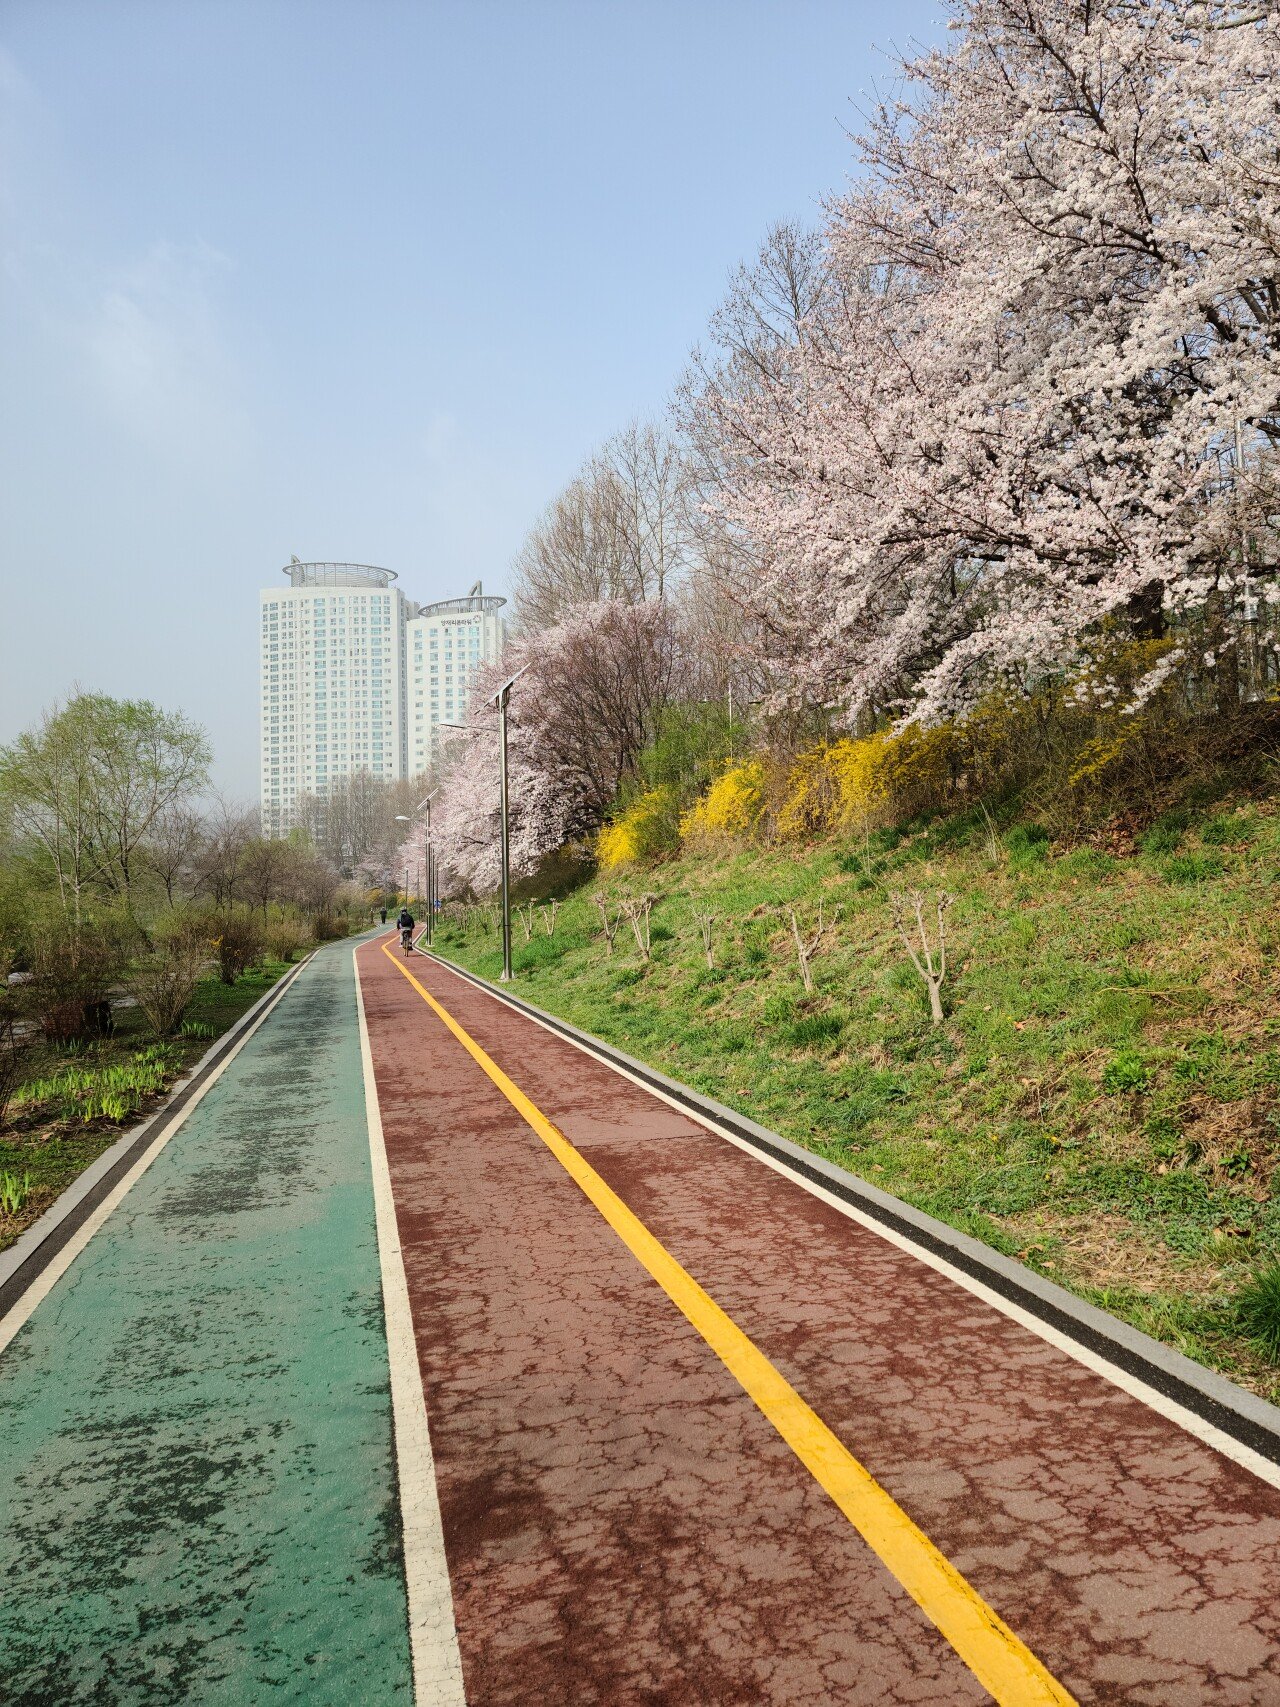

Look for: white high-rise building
[259,562,409,835]
[406,583,507,779]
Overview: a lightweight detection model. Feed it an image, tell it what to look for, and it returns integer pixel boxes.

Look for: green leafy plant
[1101,1051,1151,1095]
[1163,853,1224,884]
[1236,1263,1280,1363]
[789,1012,845,1049]
[0,1169,32,1218]
[14,1050,171,1125]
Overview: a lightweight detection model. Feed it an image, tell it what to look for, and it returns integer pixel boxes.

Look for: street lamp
[394,787,441,944]
[441,664,526,982]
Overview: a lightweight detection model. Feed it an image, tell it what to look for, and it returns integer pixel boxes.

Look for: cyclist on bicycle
[396,905,415,951]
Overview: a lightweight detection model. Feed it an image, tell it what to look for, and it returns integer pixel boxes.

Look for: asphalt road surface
[2,934,1279,1705]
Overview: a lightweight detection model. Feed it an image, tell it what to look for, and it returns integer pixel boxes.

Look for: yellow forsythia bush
[776,723,958,840]
[679,760,766,844]
[597,786,681,868]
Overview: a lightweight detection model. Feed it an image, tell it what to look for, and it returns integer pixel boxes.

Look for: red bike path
[356,936,1280,1707]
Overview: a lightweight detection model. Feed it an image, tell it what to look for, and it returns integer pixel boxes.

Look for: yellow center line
[378,942,1078,1707]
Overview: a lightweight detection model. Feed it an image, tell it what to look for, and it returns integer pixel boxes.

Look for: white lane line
[0,964,302,1359]
[355,956,468,1707]
[423,952,1280,1494]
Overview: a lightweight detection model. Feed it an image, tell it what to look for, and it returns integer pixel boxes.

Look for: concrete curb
[421,946,1280,1469]
[0,951,315,1323]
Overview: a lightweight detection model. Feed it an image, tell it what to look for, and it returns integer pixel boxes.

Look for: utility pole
[394,785,440,946]
[442,665,526,980]
[422,789,438,946]
[497,678,513,981]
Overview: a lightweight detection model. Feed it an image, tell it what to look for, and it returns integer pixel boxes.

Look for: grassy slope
[0,962,292,1254]
[435,801,1280,1403]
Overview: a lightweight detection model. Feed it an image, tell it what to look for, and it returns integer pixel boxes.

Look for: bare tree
[890,891,954,1027]
[144,805,205,905]
[239,837,294,916]
[192,797,258,908]
[620,893,658,960]
[594,895,621,956]
[692,907,717,970]
[788,900,839,994]
[510,423,695,629]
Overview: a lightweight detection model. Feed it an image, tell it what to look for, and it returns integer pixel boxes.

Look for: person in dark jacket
[397,906,415,949]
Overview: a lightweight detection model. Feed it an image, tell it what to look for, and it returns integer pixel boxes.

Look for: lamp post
[395,786,440,945]
[442,665,526,982]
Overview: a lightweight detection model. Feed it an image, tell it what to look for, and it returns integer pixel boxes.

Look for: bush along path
[432,799,1280,1405]
[0,944,414,1704]
[0,961,294,1254]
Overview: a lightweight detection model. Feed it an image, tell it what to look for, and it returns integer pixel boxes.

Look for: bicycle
[400,926,414,954]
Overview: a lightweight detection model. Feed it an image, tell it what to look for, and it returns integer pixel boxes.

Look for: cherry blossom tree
[683,0,1280,725]
[429,601,685,894]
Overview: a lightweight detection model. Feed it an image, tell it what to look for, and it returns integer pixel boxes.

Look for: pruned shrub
[129,939,207,1036]
[210,912,263,983]
[264,919,312,963]
[27,920,134,1043]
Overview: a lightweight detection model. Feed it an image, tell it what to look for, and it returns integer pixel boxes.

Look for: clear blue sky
[0,0,944,796]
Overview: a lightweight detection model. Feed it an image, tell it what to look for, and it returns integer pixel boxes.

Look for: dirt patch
[1181,1094,1279,1198]
[995,1207,1224,1294]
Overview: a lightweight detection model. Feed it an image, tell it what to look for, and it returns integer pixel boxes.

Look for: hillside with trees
[412,0,1280,1395]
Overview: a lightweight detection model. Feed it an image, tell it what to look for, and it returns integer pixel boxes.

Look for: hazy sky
[0,0,944,796]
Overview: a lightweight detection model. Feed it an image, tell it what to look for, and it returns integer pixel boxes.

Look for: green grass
[0,959,292,1252]
[434,800,1280,1402]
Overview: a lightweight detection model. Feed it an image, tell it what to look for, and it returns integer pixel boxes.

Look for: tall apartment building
[406,582,508,778]
[259,562,409,835]
[259,564,507,832]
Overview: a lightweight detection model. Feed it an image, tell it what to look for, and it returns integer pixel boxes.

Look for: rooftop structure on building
[407,582,507,779]
[283,559,400,589]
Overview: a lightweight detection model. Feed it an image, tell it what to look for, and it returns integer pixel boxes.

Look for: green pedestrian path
[0,946,414,1705]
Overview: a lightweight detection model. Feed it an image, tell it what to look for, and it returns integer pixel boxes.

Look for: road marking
[0,962,302,1359]
[355,959,468,1707]
[422,950,1280,1493]
[380,943,1077,1707]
